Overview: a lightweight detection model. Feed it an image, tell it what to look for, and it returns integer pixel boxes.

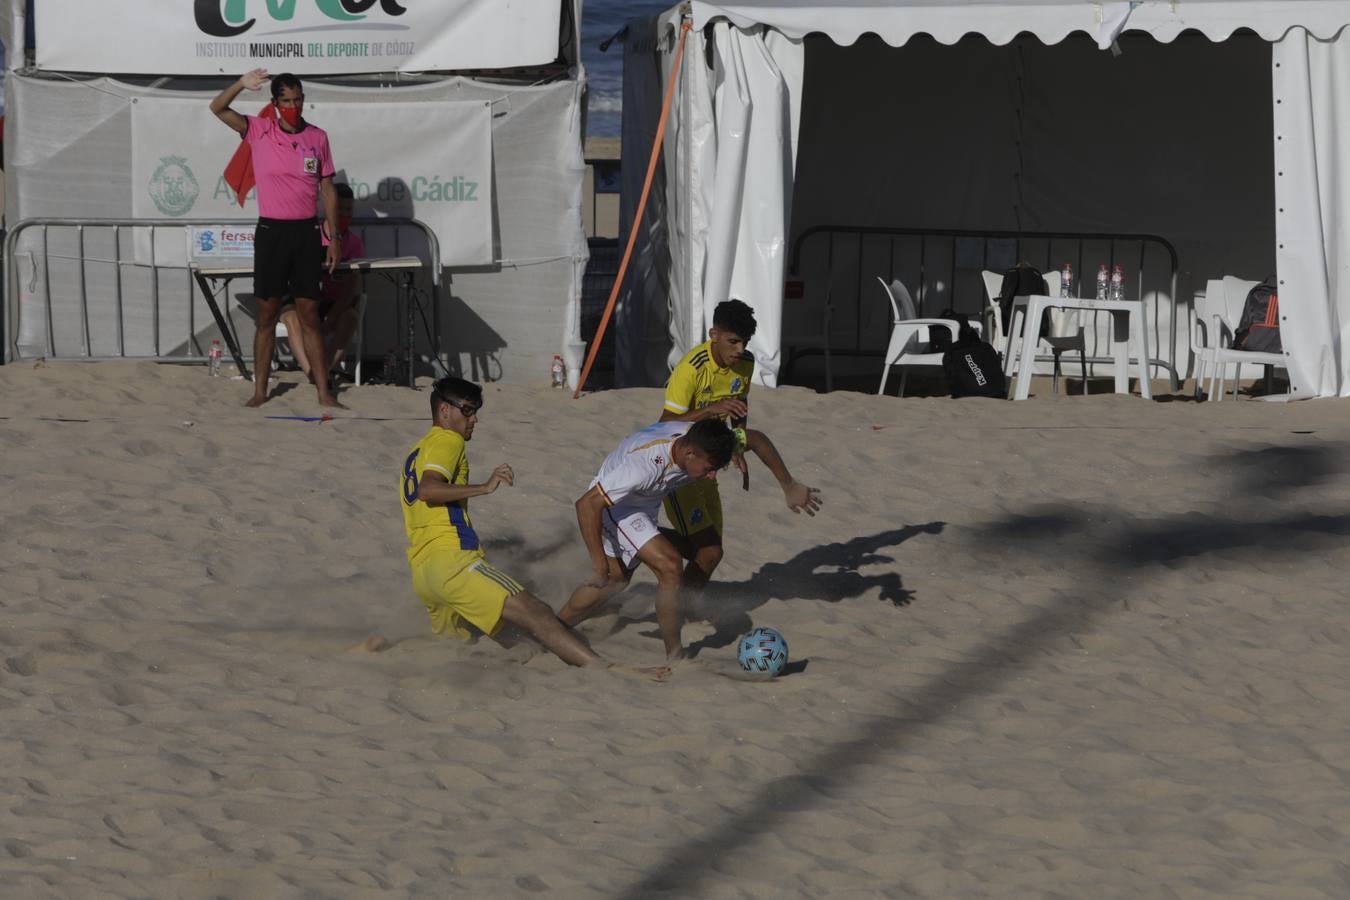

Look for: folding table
[190,256,426,386]
[1003,295,1153,401]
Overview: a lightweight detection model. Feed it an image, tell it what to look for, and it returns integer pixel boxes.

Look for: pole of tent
[573,21,692,399]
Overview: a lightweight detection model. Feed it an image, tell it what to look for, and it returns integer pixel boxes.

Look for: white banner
[132,97,494,266]
[36,0,561,75]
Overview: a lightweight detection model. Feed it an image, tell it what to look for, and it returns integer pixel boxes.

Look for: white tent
[626,0,1350,397]
[2,0,593,387]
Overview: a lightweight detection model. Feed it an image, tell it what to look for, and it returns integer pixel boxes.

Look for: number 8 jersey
[400,426,484,566]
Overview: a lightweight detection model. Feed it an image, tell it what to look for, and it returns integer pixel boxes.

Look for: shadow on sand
[685,522,944,657]
[597,523,944,656]
[613,441,1348,898]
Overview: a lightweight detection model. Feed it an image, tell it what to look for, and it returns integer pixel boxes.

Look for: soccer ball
[737,627,789,677]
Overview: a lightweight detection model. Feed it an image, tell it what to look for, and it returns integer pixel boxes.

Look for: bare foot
[346,634,389,653]
[319,395,348,410]
[606,662,672,682]
[666,645,688,662]
[245,393,270,408]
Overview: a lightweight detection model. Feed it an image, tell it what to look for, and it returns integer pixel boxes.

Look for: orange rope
[574,21,693,398]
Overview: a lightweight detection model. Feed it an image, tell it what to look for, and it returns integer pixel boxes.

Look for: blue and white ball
[737,627,789,677]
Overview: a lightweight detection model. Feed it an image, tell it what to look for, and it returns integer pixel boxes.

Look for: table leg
[1110,310,1129,394]
[404,272,416,389]
[1133,303,1153,400]
[354,272,368,386]
[433,274,444,379]
[1013,300,1042,400]
[194,271,250,380]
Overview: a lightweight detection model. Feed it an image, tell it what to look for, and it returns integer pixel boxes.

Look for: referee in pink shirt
[211,68,344,408]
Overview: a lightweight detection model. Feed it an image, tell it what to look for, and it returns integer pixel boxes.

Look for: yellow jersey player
[659,299,822,592]
[399,376,668,680]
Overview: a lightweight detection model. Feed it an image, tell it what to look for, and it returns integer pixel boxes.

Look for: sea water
[582,1,670,138]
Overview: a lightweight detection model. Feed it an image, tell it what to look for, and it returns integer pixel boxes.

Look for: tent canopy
[689,1,1350,46]
[629,1,1350,397]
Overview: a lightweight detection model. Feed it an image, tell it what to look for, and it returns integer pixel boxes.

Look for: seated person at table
[279,183,365,382]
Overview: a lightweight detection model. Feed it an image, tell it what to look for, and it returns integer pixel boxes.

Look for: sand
[3,360,1350,898]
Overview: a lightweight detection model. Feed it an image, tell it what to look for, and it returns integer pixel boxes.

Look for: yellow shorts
[663,479,723,539]
[409,552,525,640]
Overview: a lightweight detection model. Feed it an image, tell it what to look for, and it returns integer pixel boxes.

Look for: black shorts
[254,217,323,300]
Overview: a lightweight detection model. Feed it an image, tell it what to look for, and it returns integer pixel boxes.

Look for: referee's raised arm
[210,68,269,137]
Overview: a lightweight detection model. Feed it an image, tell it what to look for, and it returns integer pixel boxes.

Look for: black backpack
[943,314,1007,398]
[998,263,1050,338]
[1233,278,1281,353]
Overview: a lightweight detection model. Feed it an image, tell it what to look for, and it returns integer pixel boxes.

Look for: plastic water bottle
[1109,264,1125,302]
[1060,263,1074,299]
[1095,264,1110,301]
[207,339,223,377]
[550,355,566,388]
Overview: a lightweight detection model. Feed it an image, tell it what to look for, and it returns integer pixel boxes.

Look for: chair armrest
[1226,349,1286,366]
[1189,305,1210,353]
[905,317,980,335]
[1212,313,1234,348]
[889,321,934,344]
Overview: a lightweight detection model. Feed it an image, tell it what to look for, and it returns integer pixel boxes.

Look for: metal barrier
[786,225,1182,388]
[3,216,442,364]
[581,237,620,373]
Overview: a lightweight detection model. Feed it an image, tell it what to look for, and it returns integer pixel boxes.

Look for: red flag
[222,102,275,207]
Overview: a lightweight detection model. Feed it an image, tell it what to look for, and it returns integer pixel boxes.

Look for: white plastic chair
[274,290,369,382]
[1040,271,1089,395]
[1192,277,1284,401]
[981,269,1008,354]
[274,317,295,367]
[877,277,971,397]
[239,296,293,375]
[984,268,1086,394]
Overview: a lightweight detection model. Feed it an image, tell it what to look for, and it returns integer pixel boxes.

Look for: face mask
[276,104,301,128]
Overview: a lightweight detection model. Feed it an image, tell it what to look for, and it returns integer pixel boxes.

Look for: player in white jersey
[560,419,738,660]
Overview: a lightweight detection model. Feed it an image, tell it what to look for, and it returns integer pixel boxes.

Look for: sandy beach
[3,361,1350,897]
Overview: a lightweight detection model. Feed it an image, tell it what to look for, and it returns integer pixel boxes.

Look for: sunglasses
[442,397,481,417]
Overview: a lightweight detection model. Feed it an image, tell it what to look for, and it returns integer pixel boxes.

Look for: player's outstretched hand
[783,481,821,516]
[486,463,514,492]
[240,68,270,90]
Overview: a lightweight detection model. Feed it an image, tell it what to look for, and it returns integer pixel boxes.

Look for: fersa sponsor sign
[189,225,257,261]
